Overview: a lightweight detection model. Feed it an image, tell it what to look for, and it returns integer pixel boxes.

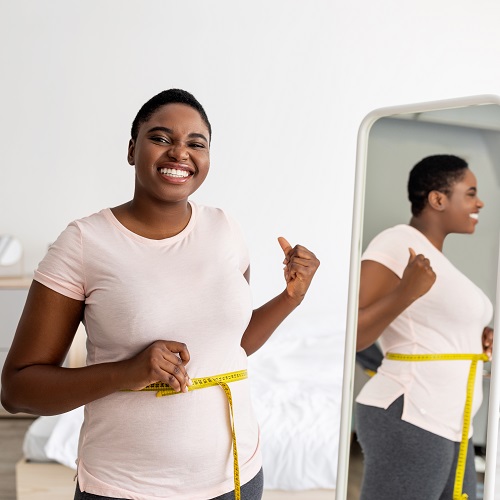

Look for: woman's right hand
[122,340,191,393]
[398,248,437,301]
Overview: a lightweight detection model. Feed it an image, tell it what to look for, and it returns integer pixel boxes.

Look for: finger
[160,353,190,383]
[408,247,416,263]
[165,341,190,365]
[289,245,319,263]
[285,256,318,271]
[162,366,189,392]
[159,343,191,389]
[483,329,494,346]
[157,357,191,392]
[278,236,292,257]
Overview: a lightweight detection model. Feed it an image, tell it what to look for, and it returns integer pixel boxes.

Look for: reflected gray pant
[355,396,477,500]
[74,467,263,500]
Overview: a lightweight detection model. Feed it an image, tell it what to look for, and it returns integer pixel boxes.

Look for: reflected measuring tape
[133,369,247,500]
[386,353,489,500]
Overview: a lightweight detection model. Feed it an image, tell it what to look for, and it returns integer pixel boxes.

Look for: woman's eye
[151,136,170,144]
[190,143,206,149]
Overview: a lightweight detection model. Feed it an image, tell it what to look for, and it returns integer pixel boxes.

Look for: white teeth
[159,168,190,178]
[470,213,478,220]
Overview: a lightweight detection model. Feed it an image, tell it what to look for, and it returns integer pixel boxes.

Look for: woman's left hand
[482,326,494,360]
[278,237,320,306]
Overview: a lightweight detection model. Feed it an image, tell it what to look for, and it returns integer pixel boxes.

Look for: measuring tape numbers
[386,353,489,500]
[128,369,247,500]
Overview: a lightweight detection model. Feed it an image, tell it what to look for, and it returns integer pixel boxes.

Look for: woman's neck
[112,199,192,240]
[409,216,445,252]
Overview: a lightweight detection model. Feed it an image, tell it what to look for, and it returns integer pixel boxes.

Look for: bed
[16,312,342,499]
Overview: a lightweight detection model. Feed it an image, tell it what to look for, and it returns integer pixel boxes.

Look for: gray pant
[355,396,477,500]
[74,467,264,500]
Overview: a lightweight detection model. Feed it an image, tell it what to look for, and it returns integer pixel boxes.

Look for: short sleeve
[223,212,250,273]
[34,222,86,301]
[361,226,412,279]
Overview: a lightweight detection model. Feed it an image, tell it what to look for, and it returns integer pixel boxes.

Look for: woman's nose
[167,143,188,161]
[477,197,485,208]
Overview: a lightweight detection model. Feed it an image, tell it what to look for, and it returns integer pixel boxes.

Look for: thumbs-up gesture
[399,248,437,302]
[278,237,320,306]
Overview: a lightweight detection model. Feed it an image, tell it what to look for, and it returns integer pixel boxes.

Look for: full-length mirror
[336,95,500,500]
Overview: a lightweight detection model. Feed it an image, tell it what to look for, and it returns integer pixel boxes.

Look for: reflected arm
[356,260,416,351]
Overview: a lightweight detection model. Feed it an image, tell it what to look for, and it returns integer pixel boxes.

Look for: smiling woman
[0,89,320,500]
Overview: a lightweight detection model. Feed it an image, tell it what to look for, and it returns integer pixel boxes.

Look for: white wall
[2,0,500,335]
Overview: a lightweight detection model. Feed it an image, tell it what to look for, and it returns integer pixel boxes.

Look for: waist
[79,385,260,475]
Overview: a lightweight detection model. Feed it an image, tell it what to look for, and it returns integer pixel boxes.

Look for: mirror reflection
[343,101,500,500]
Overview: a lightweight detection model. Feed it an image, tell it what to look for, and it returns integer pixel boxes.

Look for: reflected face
[444,169,484,234]
[128,103,210,205]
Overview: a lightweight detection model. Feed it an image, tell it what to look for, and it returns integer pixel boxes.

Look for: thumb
[408,247,416,263]
[278,236,292,256]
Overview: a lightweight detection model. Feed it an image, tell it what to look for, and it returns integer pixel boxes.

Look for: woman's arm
[240,237,320,356]
[356,248,436,351]
[1,281,191,416]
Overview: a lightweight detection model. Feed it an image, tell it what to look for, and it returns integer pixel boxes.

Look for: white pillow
[43,406,84,470]
[22,414,60,462]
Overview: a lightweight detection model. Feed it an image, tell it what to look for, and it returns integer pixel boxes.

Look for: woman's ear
[127,139,135,165]
[427,190,447,212]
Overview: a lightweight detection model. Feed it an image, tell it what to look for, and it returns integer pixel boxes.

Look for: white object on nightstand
[0,234,23,277]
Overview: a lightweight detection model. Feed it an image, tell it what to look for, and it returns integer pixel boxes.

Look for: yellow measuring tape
[132,369,247,500]
[386,353,489,500]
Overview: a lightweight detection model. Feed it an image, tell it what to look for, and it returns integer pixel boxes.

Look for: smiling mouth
[158,167,192,178]
[470,213,479,220]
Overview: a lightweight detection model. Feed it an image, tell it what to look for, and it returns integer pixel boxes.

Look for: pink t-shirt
[34,202,262,499]
[356,224,493,442]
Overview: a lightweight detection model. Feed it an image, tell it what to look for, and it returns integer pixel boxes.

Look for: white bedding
[23,312,344,490]
[248,313,343,489]
[23,406,83,470]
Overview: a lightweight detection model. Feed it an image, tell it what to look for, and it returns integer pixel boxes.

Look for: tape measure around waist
[386,353,488,500]
[128,369,247,500]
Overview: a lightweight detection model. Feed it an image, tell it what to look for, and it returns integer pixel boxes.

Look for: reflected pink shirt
[34,202,262,499]
[356,225,493,442]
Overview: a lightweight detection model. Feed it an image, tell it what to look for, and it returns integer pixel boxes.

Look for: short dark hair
[408,154,469,217]
[130,89,212,142]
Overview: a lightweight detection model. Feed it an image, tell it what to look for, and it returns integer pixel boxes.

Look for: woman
[355,154,493,500]
[1,89,320,500]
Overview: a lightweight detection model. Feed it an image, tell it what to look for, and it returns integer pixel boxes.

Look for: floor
[347,437,363,499]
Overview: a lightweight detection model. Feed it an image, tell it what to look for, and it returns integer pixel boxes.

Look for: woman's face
[444,169,484,234]
[128,103,210,205]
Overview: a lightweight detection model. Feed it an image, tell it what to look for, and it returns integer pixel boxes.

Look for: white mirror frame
[336,94,500,500]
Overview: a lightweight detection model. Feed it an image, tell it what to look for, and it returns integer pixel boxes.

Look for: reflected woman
[355,155,493,500]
